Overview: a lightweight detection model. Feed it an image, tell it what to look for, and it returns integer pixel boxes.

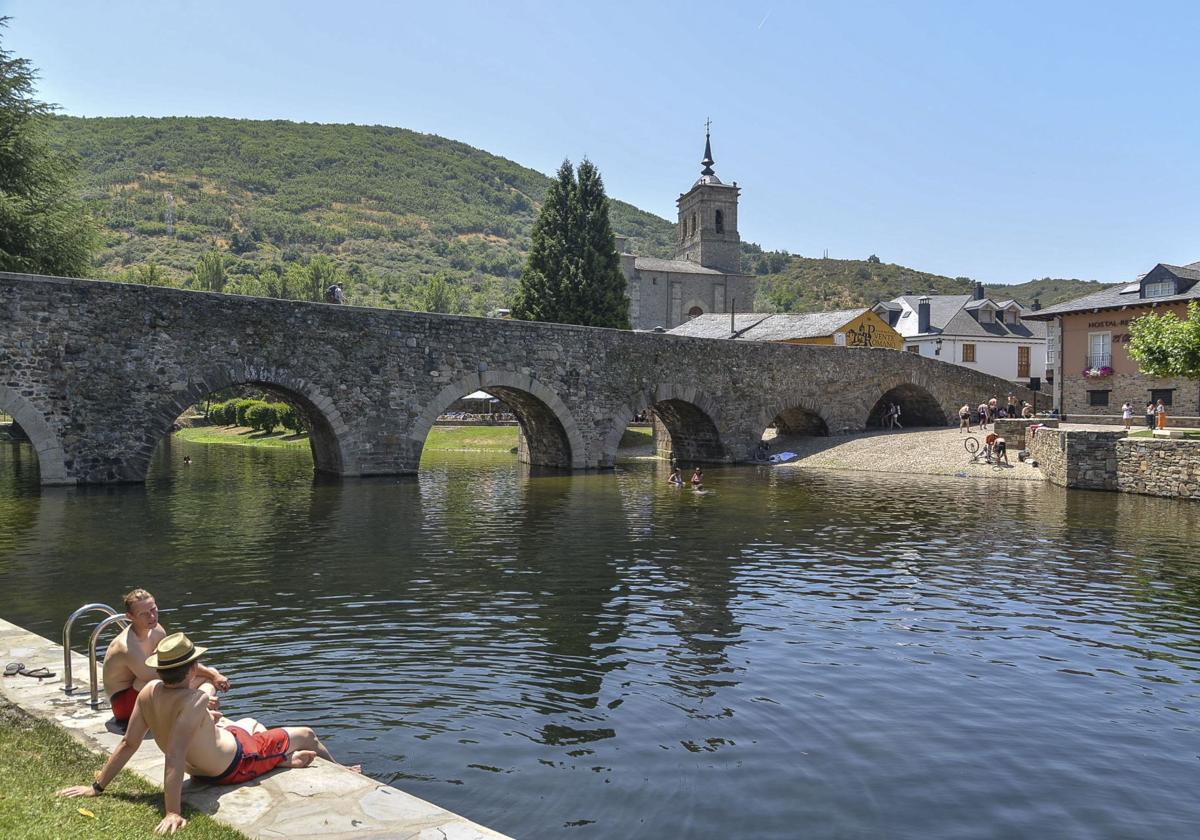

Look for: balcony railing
[1086,353,1111,369]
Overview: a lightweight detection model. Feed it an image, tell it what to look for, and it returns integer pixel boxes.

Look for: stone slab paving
[0,618,512,840]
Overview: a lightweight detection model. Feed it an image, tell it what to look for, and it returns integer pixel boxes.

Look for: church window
[715,209,724,234]
[690,213,697,237]
[688,305,704,319]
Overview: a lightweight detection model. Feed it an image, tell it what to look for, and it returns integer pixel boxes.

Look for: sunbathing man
[60,632,357,835]
[103,589,229,728]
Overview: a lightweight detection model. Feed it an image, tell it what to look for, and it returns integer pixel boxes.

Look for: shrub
[245,403,278,434]
[234,398,259,427]
[278,403,306,434]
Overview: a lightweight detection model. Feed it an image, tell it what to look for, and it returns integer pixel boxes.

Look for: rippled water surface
[2,438,1200,839]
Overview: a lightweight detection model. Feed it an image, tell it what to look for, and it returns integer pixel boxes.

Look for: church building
[618,132,757,330]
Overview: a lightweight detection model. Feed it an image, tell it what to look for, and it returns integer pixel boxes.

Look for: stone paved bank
[1117,438,1200,500]
[0,618,511,840]
[0,272,1031,485]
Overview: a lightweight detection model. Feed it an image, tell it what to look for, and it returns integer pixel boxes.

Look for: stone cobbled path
[771,426,1045,481]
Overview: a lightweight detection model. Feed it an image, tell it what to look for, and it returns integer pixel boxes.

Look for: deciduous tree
[1128,301,1200,381]
[192,250,225,292]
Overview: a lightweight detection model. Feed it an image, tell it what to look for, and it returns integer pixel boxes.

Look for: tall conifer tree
[513,159,630,328]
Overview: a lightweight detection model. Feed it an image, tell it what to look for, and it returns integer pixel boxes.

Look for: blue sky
[6,1,1199,284]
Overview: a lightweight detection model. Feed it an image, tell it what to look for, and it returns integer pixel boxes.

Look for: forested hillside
[46,116,1104,314]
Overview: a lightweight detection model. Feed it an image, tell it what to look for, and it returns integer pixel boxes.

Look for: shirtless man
[103,589,229,727]
[60,632,353,835]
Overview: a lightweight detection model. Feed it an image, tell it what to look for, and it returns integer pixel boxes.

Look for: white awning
[462,390,496,401]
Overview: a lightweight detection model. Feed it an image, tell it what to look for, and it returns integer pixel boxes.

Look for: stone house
[665,308,903,349]
[618,132,757,330]
[872,282,1047,386]
[1024,261,1200,417]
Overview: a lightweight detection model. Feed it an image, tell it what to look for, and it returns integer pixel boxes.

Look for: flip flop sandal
[3,662,23,677]
[20,667,55,679]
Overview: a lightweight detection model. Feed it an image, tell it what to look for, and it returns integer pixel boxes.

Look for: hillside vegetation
[46,116,1104,314]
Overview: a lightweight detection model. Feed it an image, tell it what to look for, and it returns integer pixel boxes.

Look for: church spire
[700,118,715,177]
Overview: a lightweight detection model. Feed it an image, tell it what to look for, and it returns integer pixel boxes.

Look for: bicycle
[963,436,986,464]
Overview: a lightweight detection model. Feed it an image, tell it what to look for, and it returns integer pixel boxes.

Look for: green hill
[46,115,1104,314]
[748,250,1105,312]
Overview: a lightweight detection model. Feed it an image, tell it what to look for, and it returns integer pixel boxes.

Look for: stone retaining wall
[1028,428,1124,491]
[1116,438,1200,500]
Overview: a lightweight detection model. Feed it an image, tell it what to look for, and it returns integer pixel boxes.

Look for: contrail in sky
[758,9,772,29]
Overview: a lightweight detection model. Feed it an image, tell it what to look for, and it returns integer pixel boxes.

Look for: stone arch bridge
[1,273,1032,485]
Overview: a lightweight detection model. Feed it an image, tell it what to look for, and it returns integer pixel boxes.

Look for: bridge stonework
[1,273,1033,485]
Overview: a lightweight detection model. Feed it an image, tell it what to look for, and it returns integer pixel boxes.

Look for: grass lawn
[177,424,654,453]
[0,698,245,839]
[175,426,309,448]
[1128,429,1200,439]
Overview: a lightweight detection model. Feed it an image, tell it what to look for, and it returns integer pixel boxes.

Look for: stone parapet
[994,418,1058,450]
[1116,438,1200,500]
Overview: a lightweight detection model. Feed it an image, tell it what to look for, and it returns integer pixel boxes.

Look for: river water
[2,438,1199,839]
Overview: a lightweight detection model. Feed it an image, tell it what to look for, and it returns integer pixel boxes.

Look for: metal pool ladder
[61,603,129,709]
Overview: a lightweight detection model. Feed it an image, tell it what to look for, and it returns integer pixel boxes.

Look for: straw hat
[144,632,206,669]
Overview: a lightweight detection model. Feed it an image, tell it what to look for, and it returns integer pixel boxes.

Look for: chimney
[1031,297,1041,311]
[614,235,629,254]
[917,295,931,334]
[973,280,985,301]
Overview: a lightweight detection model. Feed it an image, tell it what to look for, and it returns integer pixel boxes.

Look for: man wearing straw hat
[102,588,230,729]
[60,632,355,834]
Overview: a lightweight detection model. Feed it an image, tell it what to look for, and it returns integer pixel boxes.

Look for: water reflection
[2,440,1200,839]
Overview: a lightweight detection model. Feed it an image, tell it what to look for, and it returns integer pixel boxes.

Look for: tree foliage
[422,271,455,313]
[1128,301,1200,380]
[513,159,630,328]
[192,250,225,292]
[0,19,94,276]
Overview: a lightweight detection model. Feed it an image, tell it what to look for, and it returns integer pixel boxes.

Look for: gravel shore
[769,426,1045,481]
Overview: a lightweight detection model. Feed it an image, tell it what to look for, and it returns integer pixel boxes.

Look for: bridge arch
[756,396,832,439]
[410,371,585,469]
[867,377,949,428]
[599,384,726,467]
[0,384,71,484]
[135,365,353,481]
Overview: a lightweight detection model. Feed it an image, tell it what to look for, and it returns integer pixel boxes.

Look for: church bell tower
[674,123,741,275]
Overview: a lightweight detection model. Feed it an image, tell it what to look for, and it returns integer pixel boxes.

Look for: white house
[872,282,1048,386]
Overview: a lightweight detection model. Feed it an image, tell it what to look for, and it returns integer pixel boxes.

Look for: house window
[978,309,993,323]
[1088,390,1110,407]
[1143,280,1175,298]
[715,209,724,234]
[907,345,920,354]
[1150,389,1174,407]
[1017,346,1030,378]
[1046,332,1059,365]
[962,343,976,362]
[1088,332,1111,369]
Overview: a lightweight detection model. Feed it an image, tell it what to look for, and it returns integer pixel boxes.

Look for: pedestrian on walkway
[1145,401,1156,430]
[1156,400,1168,430]
[959,404,972,433]
[1122,401,1133,431]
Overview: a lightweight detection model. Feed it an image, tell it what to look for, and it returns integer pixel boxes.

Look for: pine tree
[0,19,95,276]
[513,159,629,328]
[574,159,630,329]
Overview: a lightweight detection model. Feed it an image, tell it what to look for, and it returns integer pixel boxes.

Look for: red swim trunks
[110,687,137,723]
[192,726,291,785]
